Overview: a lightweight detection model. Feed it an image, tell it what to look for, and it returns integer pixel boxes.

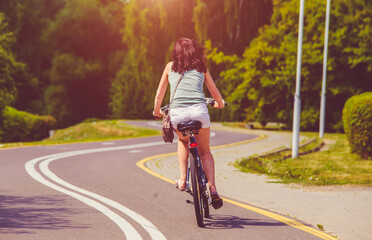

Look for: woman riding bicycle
[153,38,224,209]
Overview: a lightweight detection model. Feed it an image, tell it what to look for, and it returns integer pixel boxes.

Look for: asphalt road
[0,121,322,239]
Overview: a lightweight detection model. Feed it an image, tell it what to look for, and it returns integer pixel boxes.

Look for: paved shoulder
[143,122,372,240]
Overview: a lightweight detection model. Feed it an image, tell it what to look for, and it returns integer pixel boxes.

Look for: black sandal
[211,192,223,209]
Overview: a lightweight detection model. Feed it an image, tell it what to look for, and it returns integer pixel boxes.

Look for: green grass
[317,224,325,231]
[0,120,160,149]
[234,129,372,186]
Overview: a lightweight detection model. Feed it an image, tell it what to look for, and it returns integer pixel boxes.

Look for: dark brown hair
[171,38,207,73]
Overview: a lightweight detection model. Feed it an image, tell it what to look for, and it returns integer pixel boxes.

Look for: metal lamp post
[292,0,305,158]
[319,0,331,138]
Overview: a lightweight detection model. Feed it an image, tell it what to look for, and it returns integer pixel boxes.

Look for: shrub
[0,106,57,143]
[342,92,372,159]
[300,108,319,131]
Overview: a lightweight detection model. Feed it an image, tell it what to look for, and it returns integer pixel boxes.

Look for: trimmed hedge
[0,106,57,143]
[342,92,372,159]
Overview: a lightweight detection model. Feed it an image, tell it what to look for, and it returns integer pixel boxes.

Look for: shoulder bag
[162,72,184,143]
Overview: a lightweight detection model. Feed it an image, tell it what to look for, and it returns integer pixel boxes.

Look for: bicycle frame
[158,98,225,226]
[185,133,206,190]
[183,130,210,226]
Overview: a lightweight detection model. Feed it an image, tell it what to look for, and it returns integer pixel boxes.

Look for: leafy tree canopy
[44,0,124,127]
[0,0,66,113]
[0,13,24,113]
[214,0,372,131]
[109,0,272,120]
[193,0,272,55]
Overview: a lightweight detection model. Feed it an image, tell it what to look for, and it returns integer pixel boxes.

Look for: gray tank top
[168,63,206,108]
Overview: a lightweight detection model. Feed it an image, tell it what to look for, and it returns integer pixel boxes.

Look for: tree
[0,0,66,113]
[45,0,122,61]
[0,13,24,118]
[109,0,272,120]
[109,0,196,119]
[45,54,106,126]
[193,0,273,55]
[0,13,30,141]
[193,0,273,123]
[44,0,124,126]
[218,0,372,131]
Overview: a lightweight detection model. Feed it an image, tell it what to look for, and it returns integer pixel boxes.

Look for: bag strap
[168,72,184,112]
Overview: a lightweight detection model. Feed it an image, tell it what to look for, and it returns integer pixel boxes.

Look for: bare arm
[153,62,172,117]
[204,70,224,108]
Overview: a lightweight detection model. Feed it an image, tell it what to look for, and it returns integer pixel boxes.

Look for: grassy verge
[0,120,160,149]
[232,126,372,186]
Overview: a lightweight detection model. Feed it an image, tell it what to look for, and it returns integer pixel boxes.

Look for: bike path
[2,120,368,239]
[0,124,322,240]
[136,122,372,240]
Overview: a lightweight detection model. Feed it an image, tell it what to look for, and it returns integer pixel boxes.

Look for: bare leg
[174,129,189,188]
[195,128,218,193]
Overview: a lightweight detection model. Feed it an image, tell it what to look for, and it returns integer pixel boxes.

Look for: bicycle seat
[177,120,202,132]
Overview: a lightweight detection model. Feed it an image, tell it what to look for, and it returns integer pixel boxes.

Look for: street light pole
[319,0,331,138]
[292,0,305,158]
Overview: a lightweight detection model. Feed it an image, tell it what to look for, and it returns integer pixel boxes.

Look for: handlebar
[205,98,216,107]
[205,98,228,107]
[154,98,226,120]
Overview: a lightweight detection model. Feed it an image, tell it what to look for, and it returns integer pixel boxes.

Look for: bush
[342,92,372,159]
[0,106,57,143]
[300,108,319,131]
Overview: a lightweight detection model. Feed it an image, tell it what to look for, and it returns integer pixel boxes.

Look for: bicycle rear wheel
[190,153,203,227]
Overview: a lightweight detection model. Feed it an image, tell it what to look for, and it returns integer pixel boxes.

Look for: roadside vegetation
[2,0,370,139]
[230,124,372,186]
[0,120,160,149]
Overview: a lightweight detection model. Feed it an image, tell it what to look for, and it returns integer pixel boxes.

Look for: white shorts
[170,103,211,129]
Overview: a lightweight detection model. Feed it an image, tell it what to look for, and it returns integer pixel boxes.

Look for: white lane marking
[25,155,141,240]
[129,150,143,153]
[25,141,168,240]
[39,156,166,240]
[101,142,115,145]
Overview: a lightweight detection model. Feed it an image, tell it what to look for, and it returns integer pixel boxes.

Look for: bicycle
[160,98,221,227]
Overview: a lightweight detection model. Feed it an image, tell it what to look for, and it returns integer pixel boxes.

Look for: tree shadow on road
[0,194,88,234]
[203,214,287,229]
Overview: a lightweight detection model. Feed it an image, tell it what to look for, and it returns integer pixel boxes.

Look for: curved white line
[25,143,167,240]
[40,157,166,240]
[25,155,141,240]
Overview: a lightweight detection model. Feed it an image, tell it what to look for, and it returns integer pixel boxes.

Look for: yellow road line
[222,198,336,240]
[136,152,176,185]
[136,135,337,240]
[136,135,266,183]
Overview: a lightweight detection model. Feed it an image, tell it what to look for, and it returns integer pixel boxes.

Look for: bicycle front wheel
[202,174,210,218]
[190,153,203,227]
